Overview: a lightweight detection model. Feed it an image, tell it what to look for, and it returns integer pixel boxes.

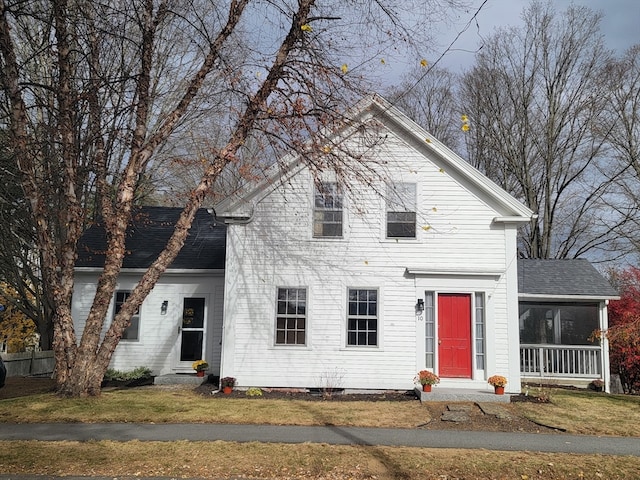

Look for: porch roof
[518,259,619,301]
[76,206,226,270]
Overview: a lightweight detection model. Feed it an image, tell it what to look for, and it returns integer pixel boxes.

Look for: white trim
[406,268,503,278]
[74,267,224,276]
[493,216,532,224]
[519,293,620,301]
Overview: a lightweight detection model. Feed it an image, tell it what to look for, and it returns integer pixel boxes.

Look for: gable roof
[76,207,226,270]
[518,259,619,301]
[215,94,534,222]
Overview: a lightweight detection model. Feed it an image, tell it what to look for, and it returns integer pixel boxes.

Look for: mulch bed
[194,382,418,401]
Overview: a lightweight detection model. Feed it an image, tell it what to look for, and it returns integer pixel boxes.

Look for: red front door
[438,293,472,378]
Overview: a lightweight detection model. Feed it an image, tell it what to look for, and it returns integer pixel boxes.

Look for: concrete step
[154,373,209,385]
[415,387,511,403]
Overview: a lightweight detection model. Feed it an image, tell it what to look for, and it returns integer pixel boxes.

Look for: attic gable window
[114,291,140,341]
[313,182,343,237]
[386,182,416,238]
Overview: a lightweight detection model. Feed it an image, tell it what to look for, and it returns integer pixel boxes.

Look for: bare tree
[0,0,467,396]
[386,66,462,153]
[600,45,640,258]
[460,1,628,261]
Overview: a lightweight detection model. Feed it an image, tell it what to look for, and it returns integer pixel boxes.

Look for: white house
[214,95,533,393]
[73,95,545,394]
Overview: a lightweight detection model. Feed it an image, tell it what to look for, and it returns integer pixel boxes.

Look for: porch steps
[415,387,511,403]
[154,374,209,386]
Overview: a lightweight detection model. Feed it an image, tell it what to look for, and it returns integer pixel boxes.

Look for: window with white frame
[114,291,140,341]
[347,289,378,346]
[313,182,343,237]
[276,288,307,345]
[475,292,485,370]
[424,292,435,368]
[386,182,416,238]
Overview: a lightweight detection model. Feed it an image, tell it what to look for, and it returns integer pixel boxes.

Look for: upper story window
[114,291,140,341]
[313,182,343,238]
[276,287,307,345]
[386,182,416,238]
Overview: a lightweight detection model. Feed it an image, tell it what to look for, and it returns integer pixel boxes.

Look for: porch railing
[520,344,601,378]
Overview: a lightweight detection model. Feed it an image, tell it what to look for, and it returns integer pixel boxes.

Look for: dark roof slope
[518,259,618,298]
[76,207,226,270]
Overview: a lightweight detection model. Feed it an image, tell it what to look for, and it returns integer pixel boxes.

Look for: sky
[433,0,640,72]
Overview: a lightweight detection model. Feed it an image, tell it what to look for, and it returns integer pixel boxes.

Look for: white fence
[520,344,601,378]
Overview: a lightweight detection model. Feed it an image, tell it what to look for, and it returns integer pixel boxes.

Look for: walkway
[2,423,639,456]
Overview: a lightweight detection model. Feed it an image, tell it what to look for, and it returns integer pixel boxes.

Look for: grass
[1,386,640,479]
[515,386,640,437]
[0,387,430,427]
[1,440,639,479]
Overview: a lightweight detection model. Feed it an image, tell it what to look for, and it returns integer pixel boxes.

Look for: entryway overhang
[405,268,503,279]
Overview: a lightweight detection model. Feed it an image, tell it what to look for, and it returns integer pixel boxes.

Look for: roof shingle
[76,207,226,270]
[518,259,618,298]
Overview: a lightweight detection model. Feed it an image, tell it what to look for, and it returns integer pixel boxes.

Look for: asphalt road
[1,422,639,456]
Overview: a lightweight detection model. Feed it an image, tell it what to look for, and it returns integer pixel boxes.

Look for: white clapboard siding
[72,272,224,376]
[221,121,524,391]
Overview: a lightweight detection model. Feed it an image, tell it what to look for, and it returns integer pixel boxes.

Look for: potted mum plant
[415,370,440,392]
[192,360,208,377]
[220,376,236,394]
[589,379,604,392]
[488,375,507,395]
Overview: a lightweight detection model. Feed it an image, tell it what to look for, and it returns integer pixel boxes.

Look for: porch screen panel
[475,292,485,370]
[424,292,435,368]
[519,302,599,345]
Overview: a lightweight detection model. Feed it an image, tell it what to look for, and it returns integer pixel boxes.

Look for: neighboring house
[74,208,226,375]
[73,95,615,394]
[518,259,619,392]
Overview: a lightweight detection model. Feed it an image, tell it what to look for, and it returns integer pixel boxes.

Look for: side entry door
[177,297,206,369]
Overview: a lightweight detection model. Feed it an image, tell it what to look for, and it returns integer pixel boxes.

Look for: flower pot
[196,370,205,377]
[222,386,233,394]
[422,384,432,392]
[494,386,505,395]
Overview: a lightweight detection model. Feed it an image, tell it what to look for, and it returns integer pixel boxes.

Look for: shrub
[607,267,640,393]
[103,366,152,382]
[246,387,263,397]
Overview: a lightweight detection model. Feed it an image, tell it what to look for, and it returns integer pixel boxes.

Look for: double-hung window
[313,182,343,237]
[276,288,307,345]
[114,291,140,341]
[347,289,378,346]
[386,182,416,238]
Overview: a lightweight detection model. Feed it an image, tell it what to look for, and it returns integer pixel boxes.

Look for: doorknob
[438,339,442,344]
